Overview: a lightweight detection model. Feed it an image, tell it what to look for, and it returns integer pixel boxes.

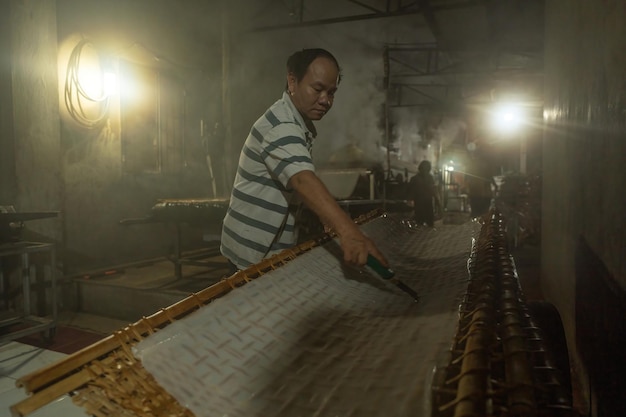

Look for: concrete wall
[4,1,224,272]
[0,2,16,205]
[6,1,63,243]
[543,0,626,413]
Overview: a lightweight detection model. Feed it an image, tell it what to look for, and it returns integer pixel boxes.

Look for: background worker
[408,160,440,227]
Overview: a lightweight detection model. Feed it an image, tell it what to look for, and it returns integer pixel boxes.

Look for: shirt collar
[283,91,317,139]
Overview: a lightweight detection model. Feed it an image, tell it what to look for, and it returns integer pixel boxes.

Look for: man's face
[287,56,339,121]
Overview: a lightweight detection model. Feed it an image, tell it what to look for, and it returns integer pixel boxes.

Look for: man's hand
[289,170,389,267]
[334,223,389,267]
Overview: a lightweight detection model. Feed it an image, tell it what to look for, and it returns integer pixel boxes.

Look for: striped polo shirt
[220,91,316,270]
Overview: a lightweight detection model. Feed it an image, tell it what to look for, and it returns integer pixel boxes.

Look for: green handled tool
[366,255,419,302]
[366,254,396,279]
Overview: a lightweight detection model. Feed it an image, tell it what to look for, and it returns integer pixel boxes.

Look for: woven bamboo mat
[130,215,478,417]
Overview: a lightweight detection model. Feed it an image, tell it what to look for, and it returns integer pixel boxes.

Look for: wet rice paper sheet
[133,216,476,417]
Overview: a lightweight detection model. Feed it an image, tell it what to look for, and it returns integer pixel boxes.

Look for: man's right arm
[288,170,389,268]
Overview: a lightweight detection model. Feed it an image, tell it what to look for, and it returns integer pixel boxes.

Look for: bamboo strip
[74,350,194,417]
[11,368,92,417]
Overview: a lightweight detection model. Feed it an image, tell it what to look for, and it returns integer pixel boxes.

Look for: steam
[227,10,446,171]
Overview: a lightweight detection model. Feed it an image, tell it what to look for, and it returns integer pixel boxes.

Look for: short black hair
[418,160,432,174]
[285,48,342,90]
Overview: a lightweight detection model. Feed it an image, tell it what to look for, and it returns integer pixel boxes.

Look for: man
[221,48,388,272]
[465,150,495,220]
[408,160,440,227]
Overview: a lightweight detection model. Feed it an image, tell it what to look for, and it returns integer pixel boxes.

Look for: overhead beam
[251,0,480,32]
[252,9,421,32]
[391,67,544,78]
[345,0,384,14]
[404,84,445,104]
[416,0,443,41]
[387,43,542,55]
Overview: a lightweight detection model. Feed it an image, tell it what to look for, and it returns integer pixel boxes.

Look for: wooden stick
[11,369,92,417]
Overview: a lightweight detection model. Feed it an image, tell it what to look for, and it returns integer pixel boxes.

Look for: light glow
[103,71,118,97]
[491,103,525,134]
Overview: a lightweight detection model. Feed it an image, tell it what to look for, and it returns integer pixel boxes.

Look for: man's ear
[287,72,296,94]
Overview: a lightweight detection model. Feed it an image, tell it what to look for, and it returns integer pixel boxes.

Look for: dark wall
[543,0,626,414]
[575,237,626,416]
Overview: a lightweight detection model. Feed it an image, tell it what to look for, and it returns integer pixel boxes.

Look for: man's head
[418,160,432,174]
[286,48,342,121]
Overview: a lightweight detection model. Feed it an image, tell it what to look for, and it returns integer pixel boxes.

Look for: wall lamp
[64,38,117,129]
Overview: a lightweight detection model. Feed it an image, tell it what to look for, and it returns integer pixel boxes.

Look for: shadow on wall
[575,236,626,417]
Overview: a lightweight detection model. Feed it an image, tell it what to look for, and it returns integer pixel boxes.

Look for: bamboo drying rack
[10,209,385,417]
